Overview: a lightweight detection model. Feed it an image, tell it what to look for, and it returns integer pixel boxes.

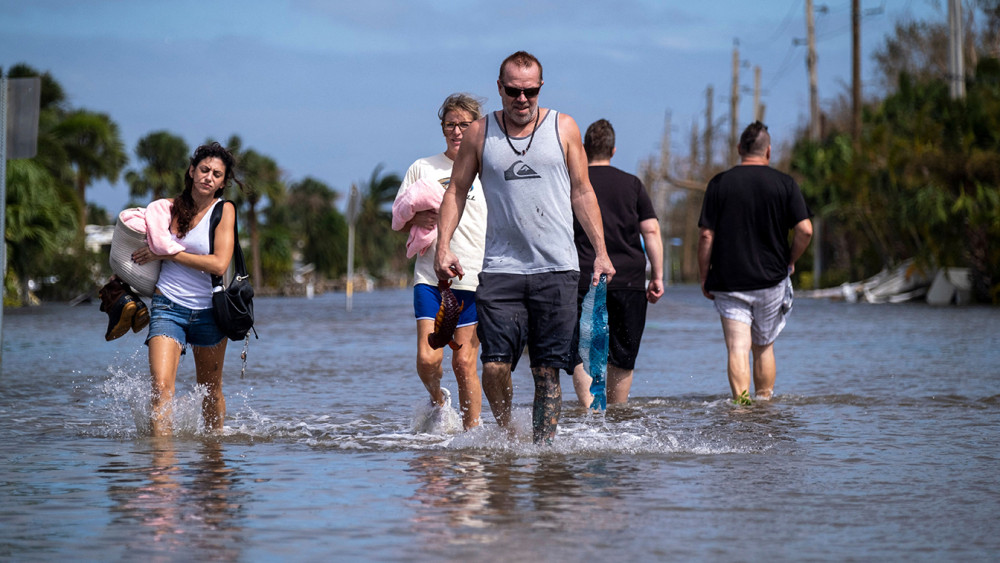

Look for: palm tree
[354,164,405,279]
[285,177,347,277]
[52,110,128,233]
[125,130,189,203]
[228,142,286,286]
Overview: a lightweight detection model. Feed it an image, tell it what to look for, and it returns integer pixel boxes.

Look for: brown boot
[131,298,149,333]
[98,278,129,313]
[99,278,137,341]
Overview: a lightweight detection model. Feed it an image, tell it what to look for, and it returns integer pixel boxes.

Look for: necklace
[502,110,540,156]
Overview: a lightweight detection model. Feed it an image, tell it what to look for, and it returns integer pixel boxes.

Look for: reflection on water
[100,437,247,560]
[406,451,651,556]
[407,454,492,537]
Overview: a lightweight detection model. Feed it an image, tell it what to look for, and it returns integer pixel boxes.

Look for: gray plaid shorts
[713,277,793,345]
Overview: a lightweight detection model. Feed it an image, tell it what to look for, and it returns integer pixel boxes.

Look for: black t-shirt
[574,165,657,291]
[698,165,812,292]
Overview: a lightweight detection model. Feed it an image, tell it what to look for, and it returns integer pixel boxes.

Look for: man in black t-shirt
[698,121,813,403]
[571,119,664,407]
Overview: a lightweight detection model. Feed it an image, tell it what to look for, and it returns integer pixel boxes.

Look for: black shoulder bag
[209,200,257,341]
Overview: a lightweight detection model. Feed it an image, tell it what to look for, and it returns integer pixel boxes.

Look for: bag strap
[209,199,248,288]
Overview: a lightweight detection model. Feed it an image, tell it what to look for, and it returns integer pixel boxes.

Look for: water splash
[97,349,263,440]
[410,390,463,435]
[90,350,784,456]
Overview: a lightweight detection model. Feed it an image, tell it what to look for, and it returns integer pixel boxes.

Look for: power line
[744,0,804,49]
[768,42,804,86]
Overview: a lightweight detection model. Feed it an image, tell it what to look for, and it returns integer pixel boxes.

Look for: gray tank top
[480,109,577,274]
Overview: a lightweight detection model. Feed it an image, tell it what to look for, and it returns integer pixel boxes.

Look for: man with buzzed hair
[698,121,813,403]
[570,118,664,408]
[435,51,615,443]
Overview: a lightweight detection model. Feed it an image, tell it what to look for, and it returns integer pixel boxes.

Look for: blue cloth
[579,275,609,410]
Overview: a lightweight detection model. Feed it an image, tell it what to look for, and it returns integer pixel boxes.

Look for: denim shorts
[713,277,793,346]
[476,270,579,372]
[145,294,226,349]
[413,283,478,327]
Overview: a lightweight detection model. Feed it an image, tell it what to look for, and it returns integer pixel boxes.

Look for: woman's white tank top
[155,200,221,309]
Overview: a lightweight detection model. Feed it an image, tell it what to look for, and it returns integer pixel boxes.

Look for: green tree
[791,64,1000,300]
[235,147,284,286]
[52,109,128,233]
[4,160,78,304]
[125,130,189,203]
[4,64,103,302]
[354,164,406,280]
[258,222,294,287]
[284,177,348,277]
[86,203,111,226]
[791,133,871,284]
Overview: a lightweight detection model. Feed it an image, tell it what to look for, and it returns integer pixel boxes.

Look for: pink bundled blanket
[118,199,184,255]
[391,178,443,258]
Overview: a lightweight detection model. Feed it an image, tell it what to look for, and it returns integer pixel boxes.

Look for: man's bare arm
[788,218,813,274]
[698,227,715,300]
[640,217,664,303]
[562,113,615,285]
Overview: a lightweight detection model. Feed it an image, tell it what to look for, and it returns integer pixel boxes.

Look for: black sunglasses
[502,84,541,98]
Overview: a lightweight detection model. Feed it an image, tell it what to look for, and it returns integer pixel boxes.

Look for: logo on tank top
[503,160,541,181]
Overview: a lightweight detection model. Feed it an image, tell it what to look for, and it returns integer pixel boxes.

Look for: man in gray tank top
[435,51,615,444]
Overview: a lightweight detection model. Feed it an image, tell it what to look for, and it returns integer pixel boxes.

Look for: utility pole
[0,74,7,358]
[948,0,966,99]
[703,85,714,175]
[851,0,861,144]
[345,184,360,312]
[659,110,671,183]
[659,111,673,283]
[807,0,820,141]
[807,0,824,289]
[753,65,762,122]
[730,40,740,164]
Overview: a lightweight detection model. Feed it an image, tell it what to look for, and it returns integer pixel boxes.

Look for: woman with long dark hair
[131,142,245,435]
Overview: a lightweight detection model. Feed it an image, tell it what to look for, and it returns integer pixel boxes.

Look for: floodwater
[2,285,998,561]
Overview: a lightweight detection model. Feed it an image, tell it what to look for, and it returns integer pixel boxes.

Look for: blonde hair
[438,93,484,124]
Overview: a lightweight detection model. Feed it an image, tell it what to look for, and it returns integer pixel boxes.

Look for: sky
[1,0,945,215]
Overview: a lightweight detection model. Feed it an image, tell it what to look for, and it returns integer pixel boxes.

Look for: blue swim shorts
[413,283,478,328]
[145,294,226,349]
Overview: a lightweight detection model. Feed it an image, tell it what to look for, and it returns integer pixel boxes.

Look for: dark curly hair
[172,142,244,238]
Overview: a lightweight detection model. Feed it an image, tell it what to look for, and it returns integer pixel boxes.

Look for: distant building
[84,224,116,253]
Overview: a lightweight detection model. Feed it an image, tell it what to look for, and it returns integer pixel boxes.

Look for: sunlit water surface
[2,286,998,561]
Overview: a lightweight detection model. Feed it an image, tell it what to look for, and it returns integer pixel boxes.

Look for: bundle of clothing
[391,178,443,258]
[100,200,181,341]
